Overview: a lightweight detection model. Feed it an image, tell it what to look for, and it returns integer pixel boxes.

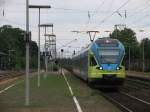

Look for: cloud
[1,0,150,45]
[0,0,5,6]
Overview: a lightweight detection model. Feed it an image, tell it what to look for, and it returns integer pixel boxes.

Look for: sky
[0,0,150,56]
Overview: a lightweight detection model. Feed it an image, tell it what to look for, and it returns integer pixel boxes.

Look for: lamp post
[8,50,15,70]
[39,24,53,75]
[139,30,145,72]
[25,0,30,106]
[128,46,131,71]
[29,5,51,87]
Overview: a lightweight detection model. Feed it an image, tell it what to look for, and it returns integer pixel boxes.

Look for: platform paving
[0,71,121,112]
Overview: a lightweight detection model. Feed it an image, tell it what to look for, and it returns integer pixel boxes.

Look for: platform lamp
[39,24,54,77]
[139,29,145,72]
[29,5,51,87]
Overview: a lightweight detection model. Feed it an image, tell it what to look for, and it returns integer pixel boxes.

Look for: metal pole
[44,27,48,75]
[29,5,51,86]
[25,0,30,106]
[8,50,10,69]
[52,26,54,34]
[37,8,41,87]
[139,30,145,72]
[143,42,145,72]
[128,46,130,71]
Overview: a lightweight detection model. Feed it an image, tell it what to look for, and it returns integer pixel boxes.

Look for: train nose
[101,64,118,71]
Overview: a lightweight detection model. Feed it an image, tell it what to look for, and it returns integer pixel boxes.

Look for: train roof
[72,37,123,58]
[95,38,119,47]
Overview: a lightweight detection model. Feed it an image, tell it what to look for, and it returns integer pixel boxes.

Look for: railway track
[122,76,150,103]
[126,76,150,89]
[0,70,37,82]
[0,71,24,82]
[98,76,150,112]
[100,90,150,112]
[69,70,150,112]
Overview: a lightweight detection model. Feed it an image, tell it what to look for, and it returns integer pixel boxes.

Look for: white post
[38,8,41,87]
[142,42,145,72]
[25,0,30,106]
[128,46,130,71]
[44,27,48,77]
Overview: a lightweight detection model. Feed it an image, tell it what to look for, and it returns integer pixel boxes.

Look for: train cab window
[90,56,97,66]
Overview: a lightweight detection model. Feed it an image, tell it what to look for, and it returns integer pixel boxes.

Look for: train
[59,37,125,87]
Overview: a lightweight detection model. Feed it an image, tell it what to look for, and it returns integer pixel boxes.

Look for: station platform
[0,71,121,112]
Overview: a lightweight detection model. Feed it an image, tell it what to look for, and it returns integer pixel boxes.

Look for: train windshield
[99,49,119,64]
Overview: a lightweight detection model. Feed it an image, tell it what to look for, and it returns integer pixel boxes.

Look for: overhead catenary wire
[1,0,150,46]
[80,0,131,35]
[119,0,150,28]
[92,0,106,17]
[97,0,131,26]
[82,0,106,31]
[127,0,150,19]
[127,1,150,27]
[127,0,150,13]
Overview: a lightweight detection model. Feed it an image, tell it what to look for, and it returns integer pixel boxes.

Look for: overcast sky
[0,0,150,55]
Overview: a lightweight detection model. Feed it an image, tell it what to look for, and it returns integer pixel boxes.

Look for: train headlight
[100,67,103,70]
[116,67,120,70]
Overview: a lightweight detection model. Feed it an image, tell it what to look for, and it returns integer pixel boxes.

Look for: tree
[110,28,140,70]
[140,38,150,71]
[0,25,38,70]
[110,28,138,47]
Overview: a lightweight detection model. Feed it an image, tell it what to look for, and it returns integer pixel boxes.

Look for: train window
[100,50,119,56]
[100,55,118,64]
[90,56,97,66]
[95,39,118,47]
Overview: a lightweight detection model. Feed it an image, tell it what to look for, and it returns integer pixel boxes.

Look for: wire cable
[98,0,131,26]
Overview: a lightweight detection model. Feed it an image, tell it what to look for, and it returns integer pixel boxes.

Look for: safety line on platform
[62,70,83,112]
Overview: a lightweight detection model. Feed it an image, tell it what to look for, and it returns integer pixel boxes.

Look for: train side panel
[72,51,88,81]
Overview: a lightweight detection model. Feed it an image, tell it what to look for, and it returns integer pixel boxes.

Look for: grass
[65,72,122,112]
[0,73,75,112]
[0,71,122,112]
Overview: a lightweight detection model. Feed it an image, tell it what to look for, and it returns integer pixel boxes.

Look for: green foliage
[140,38,150,59]
[110,28,138,47]
[110,28,140,58]
[110,28,150,71]
[0,25,38,70]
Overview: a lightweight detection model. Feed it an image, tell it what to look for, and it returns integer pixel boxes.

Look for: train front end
[88,38,125,87]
